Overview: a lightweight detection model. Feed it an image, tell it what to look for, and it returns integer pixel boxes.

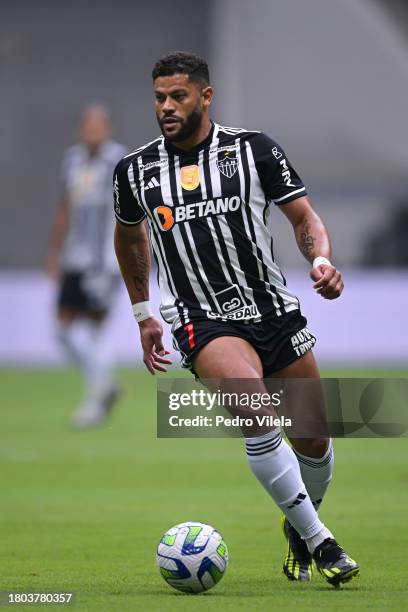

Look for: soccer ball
[156,521,228,593]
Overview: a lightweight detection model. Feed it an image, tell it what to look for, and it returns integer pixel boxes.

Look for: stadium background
[2,0,408,366]
[1,1,407,610]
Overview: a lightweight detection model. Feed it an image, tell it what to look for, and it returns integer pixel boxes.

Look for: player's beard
[158,104,202,143]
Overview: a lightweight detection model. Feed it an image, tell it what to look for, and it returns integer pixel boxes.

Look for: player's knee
[293,436,330,458]
[308,436,330,458]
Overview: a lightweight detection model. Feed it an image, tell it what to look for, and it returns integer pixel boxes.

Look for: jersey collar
[164,121,215,156]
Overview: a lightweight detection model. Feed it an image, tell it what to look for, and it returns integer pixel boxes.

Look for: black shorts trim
[172,309,316,376]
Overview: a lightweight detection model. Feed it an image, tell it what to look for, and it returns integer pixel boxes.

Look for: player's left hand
[310,264,344,300]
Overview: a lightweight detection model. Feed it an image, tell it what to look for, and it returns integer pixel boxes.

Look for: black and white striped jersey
[114,122,307,326]
[61,140,127,273]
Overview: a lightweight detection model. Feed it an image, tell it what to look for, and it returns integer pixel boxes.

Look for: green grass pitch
[1,368,408,611]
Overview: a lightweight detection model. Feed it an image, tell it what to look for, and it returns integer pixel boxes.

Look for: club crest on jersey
[216,150,238,179]
[180,165,200,191]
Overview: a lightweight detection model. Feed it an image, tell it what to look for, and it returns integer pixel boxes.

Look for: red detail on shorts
[184,323,195,349]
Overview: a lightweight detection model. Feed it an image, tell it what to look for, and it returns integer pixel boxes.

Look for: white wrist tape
[313,256,332,268]
[132,301,154,323]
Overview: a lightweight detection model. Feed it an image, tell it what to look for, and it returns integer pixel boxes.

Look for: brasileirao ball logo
[156,521,229,593]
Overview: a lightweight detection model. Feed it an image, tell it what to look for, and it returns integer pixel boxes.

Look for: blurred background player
[46,104,127,427]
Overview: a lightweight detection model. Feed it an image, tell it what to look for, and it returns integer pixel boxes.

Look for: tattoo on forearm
[299,221,316,258]
[132,252,149,299]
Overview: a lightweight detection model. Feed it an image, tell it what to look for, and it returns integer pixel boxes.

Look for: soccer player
[47,105,127,427]
[113,53,359,587]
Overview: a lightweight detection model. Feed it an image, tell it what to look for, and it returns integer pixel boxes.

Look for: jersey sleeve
[250,133,307,205]
[113,158,146,225]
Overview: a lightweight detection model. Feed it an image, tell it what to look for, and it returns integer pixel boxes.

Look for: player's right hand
[139,317,172,375]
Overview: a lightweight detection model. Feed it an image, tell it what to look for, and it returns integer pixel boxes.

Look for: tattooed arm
[114,220,151,303]
[278,196,344,300]
[114,221,171,374]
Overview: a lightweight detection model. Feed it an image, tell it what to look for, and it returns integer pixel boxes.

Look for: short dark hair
[152,52,210,85]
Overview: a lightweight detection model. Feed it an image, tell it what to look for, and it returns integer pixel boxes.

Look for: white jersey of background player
[47,105,126,427]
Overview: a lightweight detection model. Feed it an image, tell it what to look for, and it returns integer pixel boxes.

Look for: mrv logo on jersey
[153,196,242,231]
[280,158,295,187]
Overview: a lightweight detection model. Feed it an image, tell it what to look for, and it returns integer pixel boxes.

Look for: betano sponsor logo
[153,196,242,232]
